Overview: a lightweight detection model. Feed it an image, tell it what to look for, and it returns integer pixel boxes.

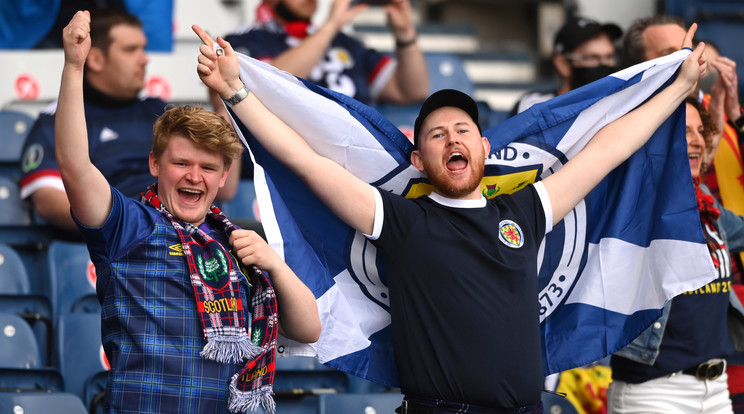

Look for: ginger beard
[421,145,486,199]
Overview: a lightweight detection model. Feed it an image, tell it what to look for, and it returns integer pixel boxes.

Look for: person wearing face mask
[510,17,622,116]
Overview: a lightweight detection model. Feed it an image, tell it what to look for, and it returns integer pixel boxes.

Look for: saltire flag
[227,48,716,386]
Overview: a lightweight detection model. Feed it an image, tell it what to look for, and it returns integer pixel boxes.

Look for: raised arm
[266,0,367,80]
[377,0,429,104]
[55,10,112,228]
[193,25,376,235]
[542,24,707,226]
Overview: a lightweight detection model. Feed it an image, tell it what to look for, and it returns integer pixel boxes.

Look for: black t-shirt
[370,185,547,408]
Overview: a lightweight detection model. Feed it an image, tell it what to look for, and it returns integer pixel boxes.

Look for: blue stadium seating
[0,391,87,414]
[0,243,53,365]
[0,367,64,392]
[84,369,107,414]
[0,312,42,369]
[47,240,100,316]
[316,392,403,413]
[55,313,107,402]
[0,243,29,294]
[0,110,34,180]
[542,391,580,414]
[273,355,350,396]
[426,53,475,96]
[0,175,31,226]
[217,179,260,222]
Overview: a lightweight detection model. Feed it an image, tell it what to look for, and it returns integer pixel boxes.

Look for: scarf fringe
[200,334,262,363]
[228,383,276,414]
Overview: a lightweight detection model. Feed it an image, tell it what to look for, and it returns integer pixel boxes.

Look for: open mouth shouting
[446,151,469,174]
[179,187,204,204]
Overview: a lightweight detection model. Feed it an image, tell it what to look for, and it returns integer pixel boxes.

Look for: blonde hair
[152,105,243,168]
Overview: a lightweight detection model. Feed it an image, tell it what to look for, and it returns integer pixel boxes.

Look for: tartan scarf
[141,184,277,413]
[695,178,723,269]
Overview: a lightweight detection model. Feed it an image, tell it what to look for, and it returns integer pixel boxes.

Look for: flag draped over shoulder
[229,49,716,386]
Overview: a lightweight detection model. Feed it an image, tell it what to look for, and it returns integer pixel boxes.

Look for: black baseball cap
[554,17,623,54]
[413,89,480,148]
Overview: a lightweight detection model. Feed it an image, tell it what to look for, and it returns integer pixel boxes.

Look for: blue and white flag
[229,49,716,386]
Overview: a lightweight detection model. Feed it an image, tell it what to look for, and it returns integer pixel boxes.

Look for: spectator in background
[222,0,429,106]
[607,98,744,414]
[18,8,238,235]
[511,17,622,115]
[619,15,744,412]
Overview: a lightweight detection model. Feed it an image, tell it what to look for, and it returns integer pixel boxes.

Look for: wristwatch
[734,113,744,130]
[223,86,249,107]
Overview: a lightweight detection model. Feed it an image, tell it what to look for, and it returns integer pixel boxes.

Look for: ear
[553,54,572,79]
[86,47,106,73]
[149,152,159,177]
[218,165,231,188]
[481,135,491,156]
[410,149,425,172]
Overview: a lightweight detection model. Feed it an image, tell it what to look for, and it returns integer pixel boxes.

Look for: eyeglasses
[564,53,617,66]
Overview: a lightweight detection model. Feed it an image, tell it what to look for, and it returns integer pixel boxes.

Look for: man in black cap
[512,16,622,115]
[194,23,706,413]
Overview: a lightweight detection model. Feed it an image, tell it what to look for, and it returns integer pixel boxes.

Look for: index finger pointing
[682,22,697,50]
[192,24,215,47]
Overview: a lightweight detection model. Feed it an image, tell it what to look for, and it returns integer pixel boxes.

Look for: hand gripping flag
[227,48,716,386]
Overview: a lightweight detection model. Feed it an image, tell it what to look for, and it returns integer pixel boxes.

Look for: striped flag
[228,49,716,386]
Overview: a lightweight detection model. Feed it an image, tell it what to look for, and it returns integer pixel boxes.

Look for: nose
[184,166,202,183]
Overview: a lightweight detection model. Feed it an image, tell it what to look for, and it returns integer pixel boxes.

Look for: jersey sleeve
[19,113,63,199]
[76,185,158,263]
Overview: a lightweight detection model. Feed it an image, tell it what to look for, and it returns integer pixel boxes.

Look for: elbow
[280,320,322,344]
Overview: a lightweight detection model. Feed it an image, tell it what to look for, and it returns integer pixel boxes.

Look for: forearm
[388,40,429,102]
[271,263,321,343]
[228,92,376,234]
[55,65,91,182]
[269,23,338,79]
[544,78,693,224]
[31,188,77,230]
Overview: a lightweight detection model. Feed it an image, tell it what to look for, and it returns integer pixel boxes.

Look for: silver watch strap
[223,86,249,107]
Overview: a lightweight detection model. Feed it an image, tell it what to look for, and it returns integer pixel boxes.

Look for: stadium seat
[55,313,107,401]
[273,355,349,395]
[316,392,403,413]
[217,179,260,222]
[47,240,100,316]
[0,175,31,226]
[0,243,53,365]
[542,391,580,414]
[0,110,34,179]
[0,367,64,392]
[0,243,30,294]
[426,53,475,96]
[84,370,107,414]
[0,312,42,369]
[0,391,87,414]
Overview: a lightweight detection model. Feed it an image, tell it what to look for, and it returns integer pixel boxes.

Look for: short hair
[89,8,143,55]
[152,105,244,169]
[622,14,685,67]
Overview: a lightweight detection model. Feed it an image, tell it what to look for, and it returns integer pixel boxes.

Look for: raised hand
[192,24,243,99]
[677,23,707,94]
[62,10,92,71]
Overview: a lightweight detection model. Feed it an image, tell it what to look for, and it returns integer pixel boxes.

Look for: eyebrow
[427,121,472,136]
